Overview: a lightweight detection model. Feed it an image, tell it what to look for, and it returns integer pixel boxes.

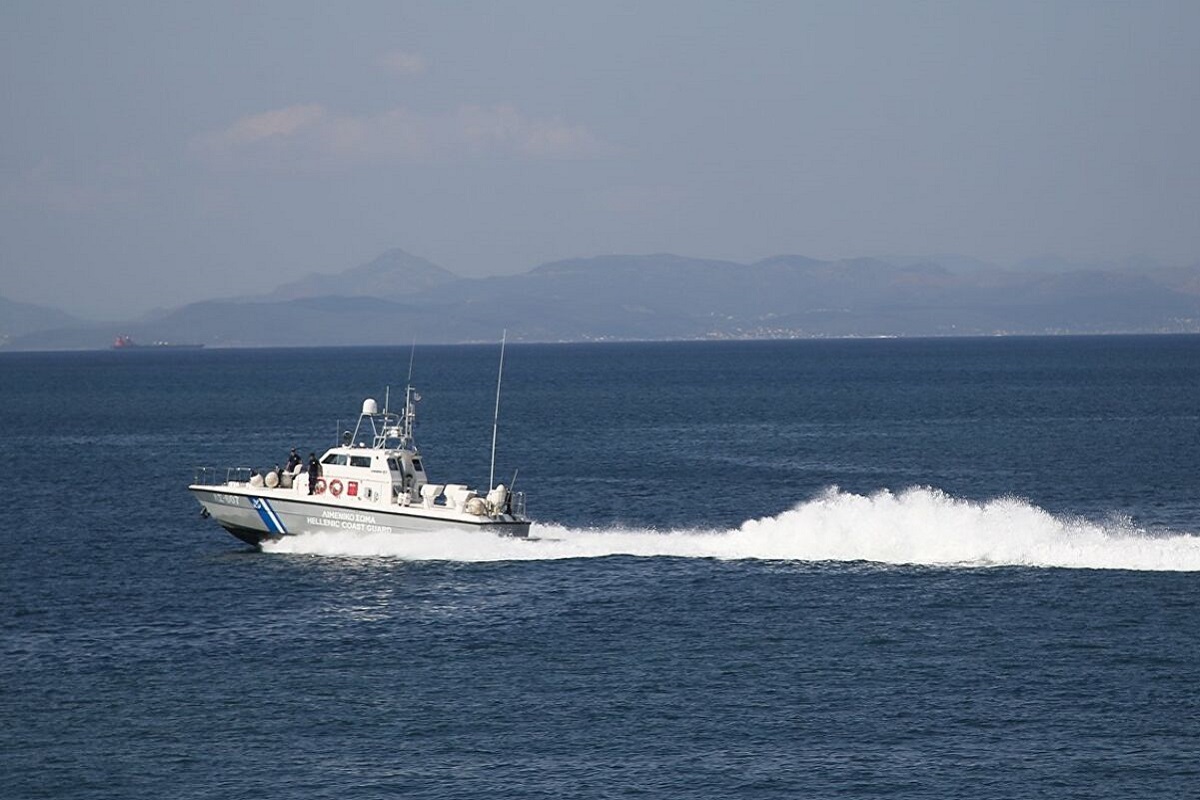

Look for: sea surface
[2,336,1199,798]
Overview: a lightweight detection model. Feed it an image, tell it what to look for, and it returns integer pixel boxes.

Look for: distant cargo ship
[112,335,204,350]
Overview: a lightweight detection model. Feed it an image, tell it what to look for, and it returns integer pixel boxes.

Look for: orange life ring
[313,478,326,494]
[329,479,344,497]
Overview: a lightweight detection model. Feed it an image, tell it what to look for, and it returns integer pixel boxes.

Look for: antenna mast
[488,330,507,490]
[397,339,419,450]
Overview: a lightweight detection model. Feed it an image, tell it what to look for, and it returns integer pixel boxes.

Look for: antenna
[402,338,418,450]
[488,330,507,490]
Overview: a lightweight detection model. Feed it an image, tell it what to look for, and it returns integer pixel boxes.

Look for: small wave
[261,486,1200,571]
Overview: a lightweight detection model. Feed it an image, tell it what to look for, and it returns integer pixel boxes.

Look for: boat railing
[193,466,220,485]
[192,466,254,486]
[226,467,255,485]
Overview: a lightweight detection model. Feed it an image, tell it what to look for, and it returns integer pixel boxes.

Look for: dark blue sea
[3,337,1199,799]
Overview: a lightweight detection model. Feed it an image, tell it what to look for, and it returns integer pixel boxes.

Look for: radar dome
[362,398,379,414]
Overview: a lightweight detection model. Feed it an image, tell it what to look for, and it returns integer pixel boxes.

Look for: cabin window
[411,458,424,473]
[387,458,401,472]
[350,456,372,468]
[322,454,348,466]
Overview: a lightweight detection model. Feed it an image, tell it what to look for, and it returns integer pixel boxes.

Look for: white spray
[261,486,1200,572]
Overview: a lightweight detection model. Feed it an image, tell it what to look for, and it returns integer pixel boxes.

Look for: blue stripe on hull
[250,497,287,534]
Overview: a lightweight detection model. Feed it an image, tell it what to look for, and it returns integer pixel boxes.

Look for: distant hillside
[264,248,459,301]
[5,251,1200,350]
[0,295,81,345]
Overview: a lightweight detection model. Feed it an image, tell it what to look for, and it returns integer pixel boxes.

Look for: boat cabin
[316,444,428,504]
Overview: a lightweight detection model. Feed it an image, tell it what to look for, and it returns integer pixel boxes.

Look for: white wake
[261,486,1200,571]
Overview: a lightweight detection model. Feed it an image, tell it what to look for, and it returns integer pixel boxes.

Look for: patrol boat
[189,385,530,546]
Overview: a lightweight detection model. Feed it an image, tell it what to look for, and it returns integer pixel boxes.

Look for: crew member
[307,452,321,494]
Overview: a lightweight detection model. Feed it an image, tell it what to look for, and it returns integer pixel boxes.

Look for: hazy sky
[3,1,1198,318]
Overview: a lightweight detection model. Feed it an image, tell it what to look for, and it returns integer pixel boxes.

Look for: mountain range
[4,249,1200,350]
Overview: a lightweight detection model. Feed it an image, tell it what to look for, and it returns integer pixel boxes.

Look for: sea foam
[261,486,1200,571]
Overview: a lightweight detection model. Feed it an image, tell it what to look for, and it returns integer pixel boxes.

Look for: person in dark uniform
[285,448,301,473]
[307,452,321,494]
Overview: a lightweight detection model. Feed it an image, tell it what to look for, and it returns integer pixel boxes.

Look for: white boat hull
[190,485,530,547]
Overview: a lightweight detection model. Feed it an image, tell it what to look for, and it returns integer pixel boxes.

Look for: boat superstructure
[189,384,529,546]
